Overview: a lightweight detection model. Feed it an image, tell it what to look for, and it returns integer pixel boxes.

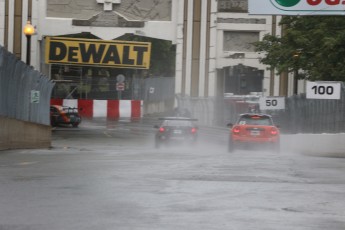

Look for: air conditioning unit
[228,53,245,59]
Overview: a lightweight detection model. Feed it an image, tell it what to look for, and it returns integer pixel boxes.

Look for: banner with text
[45,37,151,69]
[249,0,345,15]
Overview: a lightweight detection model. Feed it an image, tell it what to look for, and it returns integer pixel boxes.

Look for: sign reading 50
[259,97,286,110]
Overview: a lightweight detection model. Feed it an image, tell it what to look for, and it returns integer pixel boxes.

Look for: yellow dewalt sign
[45,37,151,69]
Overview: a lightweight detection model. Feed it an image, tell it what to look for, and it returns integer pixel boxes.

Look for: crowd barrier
[51,99,142,119]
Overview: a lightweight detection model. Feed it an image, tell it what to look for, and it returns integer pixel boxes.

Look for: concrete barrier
[282,133,345,157]
[0,116,51,150]
[51,99,142,119]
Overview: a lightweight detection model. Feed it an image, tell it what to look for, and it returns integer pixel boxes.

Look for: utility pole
[270,15,276,96]
[279,21,289,96]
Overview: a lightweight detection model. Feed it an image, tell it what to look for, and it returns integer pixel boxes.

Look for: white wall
[214,13,281,97]
[0,0,5,46]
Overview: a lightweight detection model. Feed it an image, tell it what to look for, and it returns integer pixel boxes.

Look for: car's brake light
[270,127,278,135]
[191,128,197,133]
[159,127,165,132]
[232,126,241,134]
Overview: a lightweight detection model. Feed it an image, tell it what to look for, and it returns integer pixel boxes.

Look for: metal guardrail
[0,46,55,125]
[177,86,345,134]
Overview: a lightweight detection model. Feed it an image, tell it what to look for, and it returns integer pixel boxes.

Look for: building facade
[0,0,294,104]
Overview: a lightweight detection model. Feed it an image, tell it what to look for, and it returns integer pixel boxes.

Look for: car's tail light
[232,126,241,134]
[270,127,278,136]
[159,127,165,132]
[191,128,197,133]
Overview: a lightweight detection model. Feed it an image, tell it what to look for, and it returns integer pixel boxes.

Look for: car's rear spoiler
[158,117,198,121]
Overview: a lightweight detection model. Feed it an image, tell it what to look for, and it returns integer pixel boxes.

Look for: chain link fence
[134,77,175,102]
[0,46,55,125]
[276,91,345,134]
[176,85,345,134]
[176,95,217,126]
[50,64,175,102]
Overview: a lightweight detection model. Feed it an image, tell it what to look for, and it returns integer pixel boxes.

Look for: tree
[254,16,345,81]
[116,34,176,77]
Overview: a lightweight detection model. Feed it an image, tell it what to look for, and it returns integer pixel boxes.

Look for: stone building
[0,0,293,110]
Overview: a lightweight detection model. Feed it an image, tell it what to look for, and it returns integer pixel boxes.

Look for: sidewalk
[282,133,345,157]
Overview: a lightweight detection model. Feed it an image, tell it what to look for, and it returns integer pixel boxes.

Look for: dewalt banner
[45,37,151,69]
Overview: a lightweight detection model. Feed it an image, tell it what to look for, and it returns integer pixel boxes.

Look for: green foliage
[116,34,176,77]
[254,16,345,81]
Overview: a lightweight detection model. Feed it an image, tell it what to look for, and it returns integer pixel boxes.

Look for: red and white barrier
[51,99,142,119]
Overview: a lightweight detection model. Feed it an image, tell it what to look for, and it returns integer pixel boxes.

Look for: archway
[224,64,264,95]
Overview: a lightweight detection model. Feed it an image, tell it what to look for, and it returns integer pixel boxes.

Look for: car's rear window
[238,115,273,126]
[163,120,193,126]
[62,107,78,113]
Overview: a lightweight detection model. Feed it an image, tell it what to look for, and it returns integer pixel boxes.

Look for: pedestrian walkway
[283,133,345,157]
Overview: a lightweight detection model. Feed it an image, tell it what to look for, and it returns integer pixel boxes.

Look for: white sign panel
[259,97,286,110]
[306,81,341,99]
[30,90,40,103]
[116,82,125,91]
[249,0,345,15]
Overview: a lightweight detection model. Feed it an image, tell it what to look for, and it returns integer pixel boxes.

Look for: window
[223,31,259,52]
[238,116,273,126]
[218,0,248,13]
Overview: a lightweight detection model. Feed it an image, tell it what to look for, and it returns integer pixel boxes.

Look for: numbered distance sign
[259,97,285,110]
[306,81,341,100]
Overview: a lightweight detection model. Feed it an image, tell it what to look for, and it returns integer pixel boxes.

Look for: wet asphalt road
[0,119,345,230]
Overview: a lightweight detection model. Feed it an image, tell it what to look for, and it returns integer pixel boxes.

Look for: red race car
[50,105,81,127]
[227,113,280,153]
[154,117,198,148]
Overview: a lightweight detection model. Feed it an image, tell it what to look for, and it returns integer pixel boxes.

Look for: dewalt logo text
[45,37,151,69]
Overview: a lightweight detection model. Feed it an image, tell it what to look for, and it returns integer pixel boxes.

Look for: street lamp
[23,20,35,65]
[293,49,302,95]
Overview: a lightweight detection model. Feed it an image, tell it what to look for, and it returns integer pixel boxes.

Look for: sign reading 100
[306,81,341,100]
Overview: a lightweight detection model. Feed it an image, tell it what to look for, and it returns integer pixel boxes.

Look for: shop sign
[45,37,151,69]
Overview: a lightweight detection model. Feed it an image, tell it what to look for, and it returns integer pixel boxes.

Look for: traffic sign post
[116,82,125,91]
[306,81,341,100]
[116,74,125,83]
[116,82,125,100]
[259,97,286,110]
